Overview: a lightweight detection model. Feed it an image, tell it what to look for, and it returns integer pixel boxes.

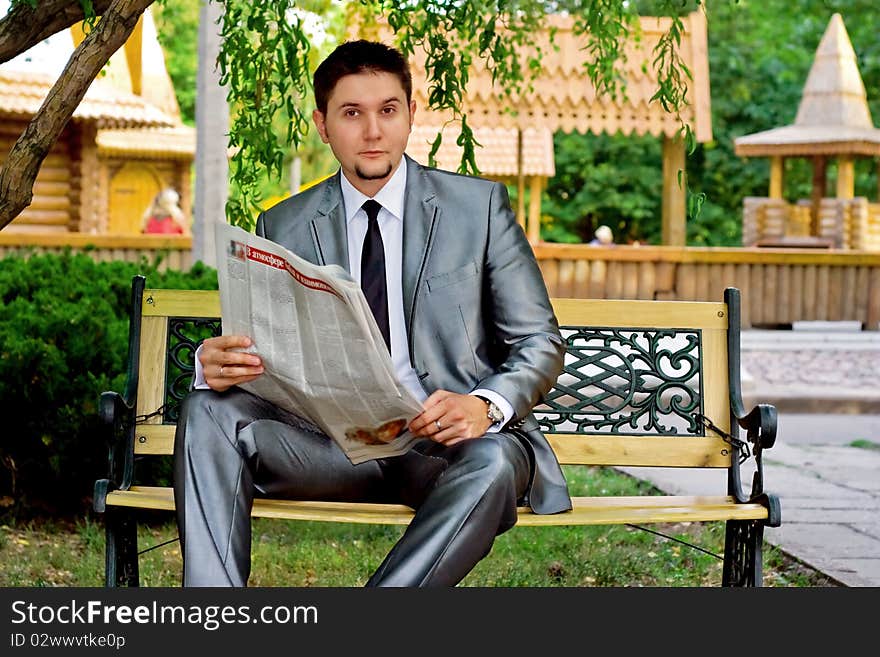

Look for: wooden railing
[0,233,193,271]
[2,234,878,329]
[533,243,880,330]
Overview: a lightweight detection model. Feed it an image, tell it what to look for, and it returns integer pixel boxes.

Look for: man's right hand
[199,335,264,392]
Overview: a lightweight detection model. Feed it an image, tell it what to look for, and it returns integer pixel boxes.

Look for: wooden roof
[734,13,880,158]
[96,125,195,159]
[405,11,712,142]
[406,125,555,177]
[0,70,177,128]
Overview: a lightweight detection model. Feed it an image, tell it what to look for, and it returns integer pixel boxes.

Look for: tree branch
[0,0,155,231]
[0,0,113,64]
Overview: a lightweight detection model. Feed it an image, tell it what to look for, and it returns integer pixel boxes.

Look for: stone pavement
[618,328,880,587]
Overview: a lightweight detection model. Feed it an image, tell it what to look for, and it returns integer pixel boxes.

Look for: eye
[344,109,359,118]
[382,106,396,115]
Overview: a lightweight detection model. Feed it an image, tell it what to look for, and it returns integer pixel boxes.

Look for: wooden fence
[2,234,878,329]
[534,243,880,330]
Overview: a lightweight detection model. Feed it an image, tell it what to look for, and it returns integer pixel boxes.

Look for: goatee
[355,163,393,181]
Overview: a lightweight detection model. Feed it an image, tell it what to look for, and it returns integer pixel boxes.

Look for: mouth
[359,150,386,159]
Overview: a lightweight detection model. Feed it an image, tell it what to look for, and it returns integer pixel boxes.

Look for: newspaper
[214,222,425,464]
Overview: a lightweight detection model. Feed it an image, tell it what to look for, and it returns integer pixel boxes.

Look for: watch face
[477,396,503,423]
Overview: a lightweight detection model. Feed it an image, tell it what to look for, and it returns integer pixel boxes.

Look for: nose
[363,113,381,140]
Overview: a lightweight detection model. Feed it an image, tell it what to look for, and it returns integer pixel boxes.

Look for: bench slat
[550,298,729,329]
[106,486,768,525]
[547,434,732,467]
[141,291,730,326]
[132,425,734,468]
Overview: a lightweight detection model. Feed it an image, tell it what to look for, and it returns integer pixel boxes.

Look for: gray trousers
[172,388,531,587]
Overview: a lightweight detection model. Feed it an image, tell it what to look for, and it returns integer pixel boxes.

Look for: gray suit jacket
[255,155,572,514]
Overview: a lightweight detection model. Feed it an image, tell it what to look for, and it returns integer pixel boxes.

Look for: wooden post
[836,155,855,199]
[516,128,526,229]
[810,156,827,234]
[78,124,100,233]
[527,176,543,243]
[769,156,784,198]
[661,135,686,246]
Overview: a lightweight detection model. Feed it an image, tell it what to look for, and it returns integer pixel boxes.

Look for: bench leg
[722,519,763,587]
[105,508,140,587]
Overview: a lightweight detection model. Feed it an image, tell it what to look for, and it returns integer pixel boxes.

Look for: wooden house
[0,7,195,237]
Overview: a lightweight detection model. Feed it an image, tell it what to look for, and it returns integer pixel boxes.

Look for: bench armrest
[100,389,135,429]
[723,288,781,525]
[94,276,146,512]
[735,403,777,451]
[95,390,137,510]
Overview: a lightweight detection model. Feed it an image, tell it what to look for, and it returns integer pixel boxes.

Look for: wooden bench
[94,275,781,587]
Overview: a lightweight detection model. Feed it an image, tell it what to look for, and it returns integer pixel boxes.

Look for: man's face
[313,71,416,196]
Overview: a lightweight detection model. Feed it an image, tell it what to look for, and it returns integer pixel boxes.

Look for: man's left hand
[409,390,493,446]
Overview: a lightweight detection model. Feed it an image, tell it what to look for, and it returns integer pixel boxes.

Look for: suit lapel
[402,156,439,339]
[309,173,349,270]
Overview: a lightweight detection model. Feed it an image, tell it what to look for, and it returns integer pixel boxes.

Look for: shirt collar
[340,157,407,224]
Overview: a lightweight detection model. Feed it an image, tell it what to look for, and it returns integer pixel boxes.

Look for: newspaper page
[214,222,425,464]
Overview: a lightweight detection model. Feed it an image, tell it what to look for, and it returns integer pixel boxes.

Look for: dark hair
[313,40,412,114]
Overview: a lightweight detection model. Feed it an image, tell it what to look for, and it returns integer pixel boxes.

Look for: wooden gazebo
[734,13,880,250]
[399,11,713,245]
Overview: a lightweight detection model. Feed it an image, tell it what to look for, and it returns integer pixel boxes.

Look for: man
[173,40,570,587]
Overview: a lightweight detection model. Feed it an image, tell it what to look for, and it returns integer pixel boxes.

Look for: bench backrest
[131,288,735,471]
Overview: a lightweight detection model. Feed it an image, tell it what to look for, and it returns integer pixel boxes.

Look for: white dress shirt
[194,158,512,430]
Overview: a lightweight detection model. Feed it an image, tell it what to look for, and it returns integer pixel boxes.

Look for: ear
[408,100,416,130]
[312,109,330,143]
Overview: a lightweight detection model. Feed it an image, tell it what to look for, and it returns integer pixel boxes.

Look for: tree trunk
[0,0,114,64]
[192,0,229,267]
[0,0,156,231]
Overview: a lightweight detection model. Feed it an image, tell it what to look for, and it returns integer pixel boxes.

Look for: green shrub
[0,251,217,518]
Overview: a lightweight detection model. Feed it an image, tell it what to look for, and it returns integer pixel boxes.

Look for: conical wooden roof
[734,13,880,157]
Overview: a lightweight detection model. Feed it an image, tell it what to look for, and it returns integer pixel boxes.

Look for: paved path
[619,329,880,586]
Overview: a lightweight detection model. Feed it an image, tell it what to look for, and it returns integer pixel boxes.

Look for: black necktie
[360,199,390,353]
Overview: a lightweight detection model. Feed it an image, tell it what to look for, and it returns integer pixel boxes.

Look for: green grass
[849,439,880,451]
[0,467,832,587]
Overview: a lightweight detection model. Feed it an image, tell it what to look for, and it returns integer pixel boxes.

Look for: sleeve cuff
[192,344,210,390]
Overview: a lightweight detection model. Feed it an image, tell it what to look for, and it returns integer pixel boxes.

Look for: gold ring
[219,365,225,377]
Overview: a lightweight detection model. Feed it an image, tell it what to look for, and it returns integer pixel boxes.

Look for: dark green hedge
[0,251,217,518]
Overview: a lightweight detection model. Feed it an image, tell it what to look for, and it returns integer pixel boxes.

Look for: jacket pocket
[425,261,479,292]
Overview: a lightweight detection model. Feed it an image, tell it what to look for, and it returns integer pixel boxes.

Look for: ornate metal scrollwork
[722,519,762,586]
[535,327,704,436]
[162,318,222,423]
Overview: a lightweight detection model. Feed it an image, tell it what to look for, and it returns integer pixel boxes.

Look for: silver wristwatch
[477,396,504,425]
